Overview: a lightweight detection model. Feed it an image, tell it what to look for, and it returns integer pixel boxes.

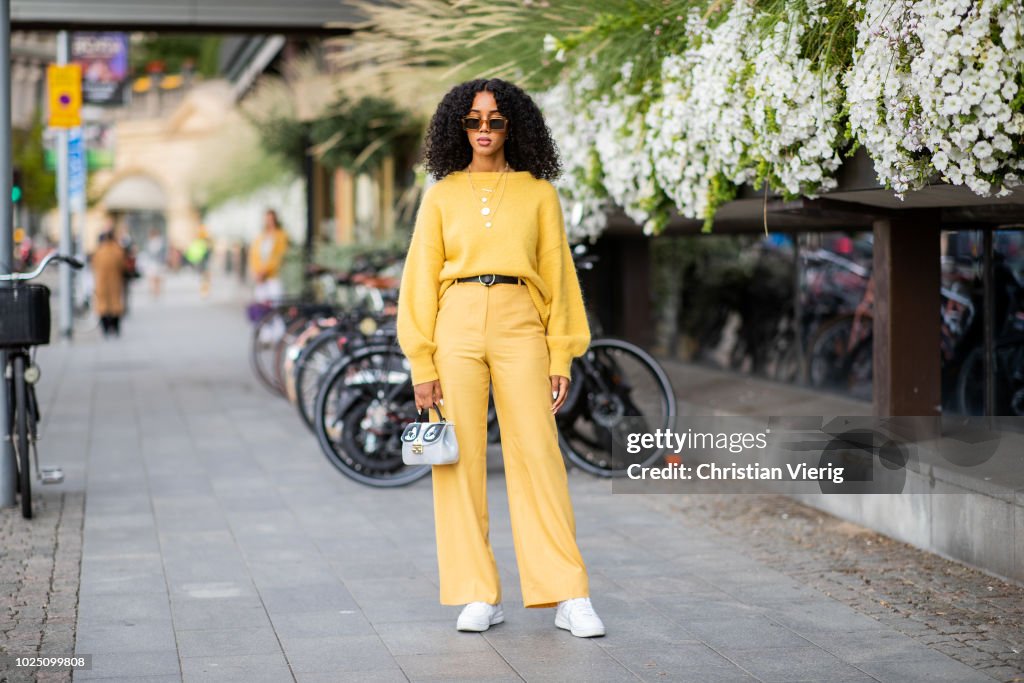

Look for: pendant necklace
[467,163,511,228]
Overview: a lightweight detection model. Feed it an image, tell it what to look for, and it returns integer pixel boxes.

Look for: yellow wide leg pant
[431,281,590,608]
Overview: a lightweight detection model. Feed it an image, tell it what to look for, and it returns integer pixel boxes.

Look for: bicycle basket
[0,284,52,347]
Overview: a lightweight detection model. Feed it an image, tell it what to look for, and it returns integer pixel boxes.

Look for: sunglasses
[462,116,508,132]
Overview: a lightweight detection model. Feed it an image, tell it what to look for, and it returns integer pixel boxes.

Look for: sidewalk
[13,273,1008,681]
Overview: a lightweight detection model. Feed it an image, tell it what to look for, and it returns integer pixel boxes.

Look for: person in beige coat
[92,231,126,337]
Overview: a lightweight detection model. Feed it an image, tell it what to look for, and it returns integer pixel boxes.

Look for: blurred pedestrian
[249,209,288,303]
[140,227,167,299]
[396,79,602,637]
[92,231,126,338]
[185,227,212,298]
[120,232,139,315]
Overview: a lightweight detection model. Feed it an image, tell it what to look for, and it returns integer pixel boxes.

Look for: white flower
[973,140,993,160]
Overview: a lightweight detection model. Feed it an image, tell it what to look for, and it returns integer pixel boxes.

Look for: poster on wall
[71,32,130,106]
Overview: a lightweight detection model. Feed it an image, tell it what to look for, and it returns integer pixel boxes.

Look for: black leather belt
[455,274,523,287]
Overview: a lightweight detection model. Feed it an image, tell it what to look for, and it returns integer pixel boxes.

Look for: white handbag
[401,403,459,466]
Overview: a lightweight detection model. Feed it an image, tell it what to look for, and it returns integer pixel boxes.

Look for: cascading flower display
[535,69,611,242]
[591,62,665,235]
[846,0,1024,197]
[530,0,1022,238]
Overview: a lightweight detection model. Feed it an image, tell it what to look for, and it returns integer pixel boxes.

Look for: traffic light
[12,166,22,203]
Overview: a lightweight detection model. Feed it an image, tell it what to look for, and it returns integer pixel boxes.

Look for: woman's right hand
[414,380,443,412]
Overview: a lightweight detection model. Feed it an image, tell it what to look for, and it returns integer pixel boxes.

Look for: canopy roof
[11,0,368,32]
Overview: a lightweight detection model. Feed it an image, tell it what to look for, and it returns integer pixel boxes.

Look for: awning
[102,175,166,212]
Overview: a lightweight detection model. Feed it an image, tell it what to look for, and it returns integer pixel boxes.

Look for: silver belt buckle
[478,274,496,287]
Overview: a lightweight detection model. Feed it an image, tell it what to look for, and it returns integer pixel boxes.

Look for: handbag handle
[417,403,446,423]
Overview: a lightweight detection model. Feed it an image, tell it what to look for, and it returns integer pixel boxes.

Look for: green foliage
[12,113,56,213]
[246,115,310,173]
[311,96,423,173]
[131,34,222,77]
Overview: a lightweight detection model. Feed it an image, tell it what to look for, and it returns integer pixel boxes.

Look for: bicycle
[1,252,84,518]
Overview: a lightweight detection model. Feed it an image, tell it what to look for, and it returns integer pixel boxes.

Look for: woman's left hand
[550,375,569,414]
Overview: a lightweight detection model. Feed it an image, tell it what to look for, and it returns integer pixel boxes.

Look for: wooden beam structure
[872,213,942,416]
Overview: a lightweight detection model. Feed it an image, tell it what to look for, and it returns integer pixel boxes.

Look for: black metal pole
[0,0,15,506]
[982,228,995,417]
[302,128,315,300]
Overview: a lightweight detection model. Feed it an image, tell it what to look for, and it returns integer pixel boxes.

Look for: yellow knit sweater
[397,171,591,385]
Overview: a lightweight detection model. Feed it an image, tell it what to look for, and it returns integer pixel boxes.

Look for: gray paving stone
[683,616,812,650]
[279,634,399,673]
[603,643,756,682]
[375,620,497,656]
[269,609,376,639]
[721,645,874,682]
[179,652,293,683]
[77,572,169,596]
[495,641,634,682]
[248,561,340,589]
[345,577,441,603]
[394,650,521,681]
[294,671,409,683]
[176,626,282,658]
[801,627,958,664]
[72,650,181,680]
[854,654,997,682]
[74,618,177,655]
[259,583,359,615]
[765,598,889,634]
[171,596,271,631]
[355,597,455,624]
[75,590,172,625]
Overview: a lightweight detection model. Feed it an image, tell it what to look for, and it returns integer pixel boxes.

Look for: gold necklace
[467,163,511,228]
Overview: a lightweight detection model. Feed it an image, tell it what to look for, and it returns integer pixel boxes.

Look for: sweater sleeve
[397,187,445,385]
[537,186,591,380]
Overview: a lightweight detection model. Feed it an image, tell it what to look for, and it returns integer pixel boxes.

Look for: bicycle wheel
[558,338,677,477]
[274,315,314,399]
[313,344,430,487]
[251,308,289,395]
[295,329,347,431]
[12,355,32,519]
[807,314,858,391]
[956,345,1019,416]
[844,335,873,401]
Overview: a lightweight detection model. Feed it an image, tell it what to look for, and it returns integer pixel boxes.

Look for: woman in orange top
[249,209,288,302]
[397,79,604,637]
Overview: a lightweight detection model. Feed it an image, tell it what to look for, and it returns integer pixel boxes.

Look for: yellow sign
[47,64,83,128]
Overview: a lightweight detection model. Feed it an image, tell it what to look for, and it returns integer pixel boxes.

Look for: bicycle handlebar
[0,252,84,282]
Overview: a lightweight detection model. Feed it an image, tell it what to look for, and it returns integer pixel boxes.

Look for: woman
[397,79,604,637]
[249,210,288,303]
[92,231,126,338]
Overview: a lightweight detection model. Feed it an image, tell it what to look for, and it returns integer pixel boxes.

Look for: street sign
[68,127,86,212]
[47,64,83,128]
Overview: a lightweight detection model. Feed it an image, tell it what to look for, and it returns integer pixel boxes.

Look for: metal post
[982,228,995,417]
[302,127,315,300]
[793,233,804,384]
[0,0,15,507]
[57,31,72,339]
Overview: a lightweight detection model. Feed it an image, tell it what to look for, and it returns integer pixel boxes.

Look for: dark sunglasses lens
[463,117,481,130]
[489,118,506,131]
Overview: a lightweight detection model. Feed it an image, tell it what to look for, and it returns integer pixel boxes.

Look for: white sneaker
[555,597,606,637]
[456,602,504,632]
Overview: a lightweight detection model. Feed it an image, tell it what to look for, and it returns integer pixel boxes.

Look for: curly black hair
[423,78,561,181]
